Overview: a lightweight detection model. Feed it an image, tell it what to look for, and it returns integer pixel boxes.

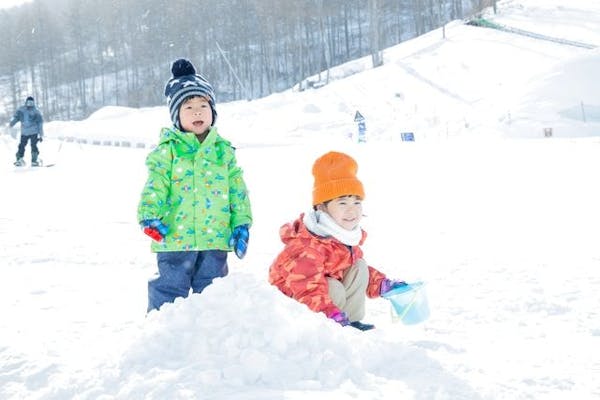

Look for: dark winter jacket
[9,104,44,137]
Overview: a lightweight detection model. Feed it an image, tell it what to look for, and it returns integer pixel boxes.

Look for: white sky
[1,1,600,399]
[0,0,32,10]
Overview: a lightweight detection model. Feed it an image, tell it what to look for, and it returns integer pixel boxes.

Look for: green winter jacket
[137,126,252,252]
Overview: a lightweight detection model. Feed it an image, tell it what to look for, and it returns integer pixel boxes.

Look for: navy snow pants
[16,134,40,161]
[147,250,228,312]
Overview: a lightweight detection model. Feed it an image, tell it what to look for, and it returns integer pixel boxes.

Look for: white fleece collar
[303,209,362,246]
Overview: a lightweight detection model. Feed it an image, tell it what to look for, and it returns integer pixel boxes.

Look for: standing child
[269,151,406,331]
[138,58,252,312]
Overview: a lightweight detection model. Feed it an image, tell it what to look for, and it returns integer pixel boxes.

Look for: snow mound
[98,272,475,399]
[120,274,373,391]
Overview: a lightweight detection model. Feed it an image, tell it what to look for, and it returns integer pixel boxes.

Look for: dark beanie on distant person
[164,58,217,129]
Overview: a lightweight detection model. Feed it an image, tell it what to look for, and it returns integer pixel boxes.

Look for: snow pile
[46,272,431,399]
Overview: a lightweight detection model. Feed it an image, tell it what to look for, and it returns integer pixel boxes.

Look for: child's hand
[229,224,249,259]
[329,310,350,327]
[380,278,407,296]
[140,219,168,242]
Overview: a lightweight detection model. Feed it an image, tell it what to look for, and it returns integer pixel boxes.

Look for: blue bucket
[381,282,430,325]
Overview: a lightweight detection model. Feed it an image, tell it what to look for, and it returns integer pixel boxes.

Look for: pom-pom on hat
[312,151,365,206]
[164,58,217,129]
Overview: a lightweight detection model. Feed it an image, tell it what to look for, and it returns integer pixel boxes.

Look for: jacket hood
[158,126,200,152]
[158,126,230,161]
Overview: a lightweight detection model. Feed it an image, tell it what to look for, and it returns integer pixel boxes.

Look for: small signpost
[354,110,366,143]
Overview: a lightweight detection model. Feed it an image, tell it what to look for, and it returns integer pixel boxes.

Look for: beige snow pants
[327,259,369,322]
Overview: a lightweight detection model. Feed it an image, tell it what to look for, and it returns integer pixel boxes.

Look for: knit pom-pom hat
[312,151,365,206]
[164,58,217,129]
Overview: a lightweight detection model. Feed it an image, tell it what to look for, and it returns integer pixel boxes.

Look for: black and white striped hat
[164,58,217,129]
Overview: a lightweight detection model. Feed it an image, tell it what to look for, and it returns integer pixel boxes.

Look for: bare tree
[0,12,23,117]
[369,0,383,67]
[0,0,488,120]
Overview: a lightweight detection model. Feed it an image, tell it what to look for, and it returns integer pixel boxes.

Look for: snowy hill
[36,0,600,146]
[1,1,600,399]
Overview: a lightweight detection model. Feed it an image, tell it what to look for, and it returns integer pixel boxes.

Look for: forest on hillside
[0,0,496,121]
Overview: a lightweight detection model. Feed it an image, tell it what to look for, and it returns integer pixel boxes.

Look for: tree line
[0,0,494,122]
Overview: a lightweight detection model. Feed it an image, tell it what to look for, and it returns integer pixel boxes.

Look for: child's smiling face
[318,195,363,231]
[179,96,213,134]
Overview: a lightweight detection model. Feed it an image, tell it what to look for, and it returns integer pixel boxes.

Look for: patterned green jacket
[137,126,252,252]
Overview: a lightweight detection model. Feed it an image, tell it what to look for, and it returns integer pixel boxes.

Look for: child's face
[179,96,213,134]
[318,195,363,231]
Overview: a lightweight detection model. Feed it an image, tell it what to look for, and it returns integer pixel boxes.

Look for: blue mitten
[229,224,249,259]
[140,219,168,242]
[380,278,408,296]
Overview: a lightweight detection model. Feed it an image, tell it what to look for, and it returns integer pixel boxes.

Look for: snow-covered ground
[1,1,599,399]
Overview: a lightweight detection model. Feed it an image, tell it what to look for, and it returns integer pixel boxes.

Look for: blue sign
[354,111,366,143]
[401,132,415,141]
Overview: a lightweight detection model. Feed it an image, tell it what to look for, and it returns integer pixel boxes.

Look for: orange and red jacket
[268,213,387,318]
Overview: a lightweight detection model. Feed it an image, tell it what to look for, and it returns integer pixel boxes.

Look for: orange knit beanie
[312,151,365,206]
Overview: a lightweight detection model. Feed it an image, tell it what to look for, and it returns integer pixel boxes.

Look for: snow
[1,1,600,399]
